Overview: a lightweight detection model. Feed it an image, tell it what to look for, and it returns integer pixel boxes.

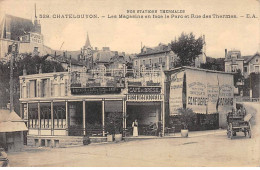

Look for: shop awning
[0,109,28,133]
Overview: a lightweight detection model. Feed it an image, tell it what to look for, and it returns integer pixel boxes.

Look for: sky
[0,0,259,58]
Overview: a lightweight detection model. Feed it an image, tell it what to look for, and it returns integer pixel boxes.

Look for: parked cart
[226,111,252,139]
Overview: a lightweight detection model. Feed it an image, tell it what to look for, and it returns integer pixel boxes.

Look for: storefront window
[40,103,51,129]
[54,102,66,128]
[21,103,28,119]
[28,103,38,128]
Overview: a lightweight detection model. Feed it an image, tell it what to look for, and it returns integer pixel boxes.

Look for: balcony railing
[70,68,163,88]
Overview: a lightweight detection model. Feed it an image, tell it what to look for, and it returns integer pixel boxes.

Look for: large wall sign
[71,87,122,95]
[128,86,161,93]
[206,72,219,114]
[186,69,207,114]
[169,71,184,115]
[127,94,162,101]
[30,33,43,44]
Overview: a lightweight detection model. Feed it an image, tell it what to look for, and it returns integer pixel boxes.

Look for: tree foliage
[177,108,196,130]
[171,32,203,66]
[0,54,64,112]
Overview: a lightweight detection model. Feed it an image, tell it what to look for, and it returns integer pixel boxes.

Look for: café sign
[127,94,163,101]
[71,87,121,95]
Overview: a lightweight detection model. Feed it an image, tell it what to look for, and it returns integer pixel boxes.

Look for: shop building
[164,67,234,130]
[19,68,165,147]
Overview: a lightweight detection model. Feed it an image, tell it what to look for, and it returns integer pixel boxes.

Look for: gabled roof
[0,109,27,132]
[93,50,115,63]
[243,52,260,63]
[137,43,171,57]
[0,14,35,40]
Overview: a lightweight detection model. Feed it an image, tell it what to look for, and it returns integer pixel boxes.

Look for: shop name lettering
[188,97,233,106]
[127,94,162,101]
[128,87,161,93]
[71,87,121,95]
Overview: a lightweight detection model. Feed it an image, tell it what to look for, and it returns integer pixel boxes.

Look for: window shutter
[26,82,30,98]
[39,80,43,97]
[51,80,53,96]
[65,79,68,96]
[20,83,22,98]
[37,81,40,97]
[47,79,50,97]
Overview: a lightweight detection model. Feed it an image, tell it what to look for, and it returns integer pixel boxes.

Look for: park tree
[171,32,203,66]
[0,54,64,113]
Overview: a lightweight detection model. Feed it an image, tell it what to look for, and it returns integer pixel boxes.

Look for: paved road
[8,129,260,167]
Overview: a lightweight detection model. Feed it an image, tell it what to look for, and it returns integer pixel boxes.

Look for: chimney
[23,66,27,76]
[225,49,227,58]
[39,64,42,74]
[95,47,98,51]
[63,51,65,57]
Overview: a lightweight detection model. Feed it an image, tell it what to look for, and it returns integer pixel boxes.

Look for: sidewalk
[124,129,226,142]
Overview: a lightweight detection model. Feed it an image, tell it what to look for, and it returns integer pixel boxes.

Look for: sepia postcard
[0,0,259,167]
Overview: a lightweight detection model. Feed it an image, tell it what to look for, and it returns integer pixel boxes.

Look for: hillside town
[0,4,259,167]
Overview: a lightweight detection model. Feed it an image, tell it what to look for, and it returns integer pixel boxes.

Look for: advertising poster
[186,69,207,114]
[169,71,184,115]
[206,72,219,114]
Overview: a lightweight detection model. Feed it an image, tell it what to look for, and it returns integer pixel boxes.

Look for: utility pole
[10,43,17,113]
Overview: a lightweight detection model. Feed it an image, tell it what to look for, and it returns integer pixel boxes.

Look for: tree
[177,108,196,130]
[233,69,244,87]
[0,54,64,114]
[171,32,203,66]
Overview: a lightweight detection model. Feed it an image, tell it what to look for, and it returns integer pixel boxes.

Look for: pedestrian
[132,119,138,137]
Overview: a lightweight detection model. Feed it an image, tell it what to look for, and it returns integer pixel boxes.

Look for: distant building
[133,38,206,71]
[0,13,50,62]
[133,43,176,71]
[224,49,260,78]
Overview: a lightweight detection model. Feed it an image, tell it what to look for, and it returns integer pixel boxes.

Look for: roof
[93,50,115,63]
[137,43,171,57]
[165,66,235,75]
[0,14,35,40]
[85,32,91,47]
[0,109,27,132]
[242,52,260,63]
[47,55,85,66]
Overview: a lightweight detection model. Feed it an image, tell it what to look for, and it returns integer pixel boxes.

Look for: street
[8,129,260,167]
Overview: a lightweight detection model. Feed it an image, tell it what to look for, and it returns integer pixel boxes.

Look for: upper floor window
[149,59,152,65]
[29,80,37,98]
[135,61,138,66]
[159,57,162,64]
[256,59,259,63]
[41,79,48,97]
[143,60,145,65]
[244,66,247,73]
[231,65,237,72]
[255,65,259,73]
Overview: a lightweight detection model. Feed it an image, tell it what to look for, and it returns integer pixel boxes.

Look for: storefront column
[124,100,127,130]
[161,100,165,137]
[102,99,105,136]
[26,103,29,120]
[122,99,126,136]
[19,103,23,118]
[51,101,54,136]
[65,101,69,136]
[83,100,86,136]
[38,102,40,135]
